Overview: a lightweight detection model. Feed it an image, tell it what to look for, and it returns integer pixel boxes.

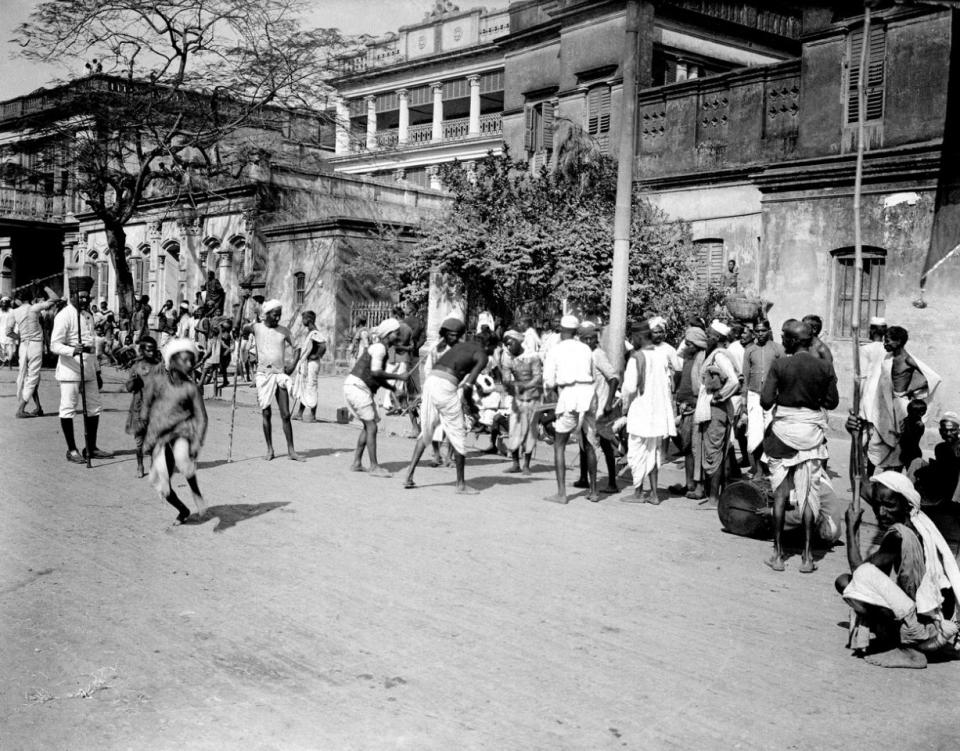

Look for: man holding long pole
[50,275,112,465]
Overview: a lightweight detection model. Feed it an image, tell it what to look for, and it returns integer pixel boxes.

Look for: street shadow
[297,446,351,460]
[197,455,260,470]
[468,474,539,491]
[198,501,290,533]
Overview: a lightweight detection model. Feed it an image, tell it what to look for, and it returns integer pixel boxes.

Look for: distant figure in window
[724,259,739,291]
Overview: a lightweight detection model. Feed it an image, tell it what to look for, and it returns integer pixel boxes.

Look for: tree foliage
[13,0,351,310]
[402,135,709,338]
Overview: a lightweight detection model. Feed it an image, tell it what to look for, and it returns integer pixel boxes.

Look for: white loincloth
[842,562,916,621]
[627,435,661,488]
[765,406,828,518]
[293,360,320,409]
[420,374,467,456]
[255,371,293,410]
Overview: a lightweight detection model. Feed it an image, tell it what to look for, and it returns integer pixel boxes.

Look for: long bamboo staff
[227,296,247,463]
[850,7,872,512]
[76,299,92,468]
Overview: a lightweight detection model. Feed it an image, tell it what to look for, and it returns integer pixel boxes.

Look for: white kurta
[623,347,676,438]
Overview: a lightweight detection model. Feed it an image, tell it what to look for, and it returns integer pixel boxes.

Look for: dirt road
[1,368,957,750]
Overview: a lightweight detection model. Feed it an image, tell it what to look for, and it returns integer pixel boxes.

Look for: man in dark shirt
[404,330,491,494]
[761,319,839,574]
[204,271,225,316]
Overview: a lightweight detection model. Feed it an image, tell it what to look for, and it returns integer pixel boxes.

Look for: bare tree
[13,0,352,310]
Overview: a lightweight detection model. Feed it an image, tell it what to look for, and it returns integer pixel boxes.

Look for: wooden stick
[851,6,872,512]
[227,297,246,463]
[76,301,92,468]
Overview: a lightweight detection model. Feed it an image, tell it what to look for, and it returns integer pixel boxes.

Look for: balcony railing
[348,114,503,154]
[0,187,78,222]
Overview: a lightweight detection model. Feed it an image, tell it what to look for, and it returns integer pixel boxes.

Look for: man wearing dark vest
[342,317,409,477]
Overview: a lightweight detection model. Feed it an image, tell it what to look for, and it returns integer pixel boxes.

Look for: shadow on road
[198,501,290,533]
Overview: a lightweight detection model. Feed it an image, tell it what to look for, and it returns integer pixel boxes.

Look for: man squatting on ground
[12,286,60,417]
[141,338,208,524]
[837,466,960,669]
[542,315,600,504]
[404,319,489,494]
[342,317,410,478]
[760,319,839,573]
[235,293,304,462]
[500,328,543,476]
[50,275,112,464]
[618,319,676,505]
[125,336,165,478]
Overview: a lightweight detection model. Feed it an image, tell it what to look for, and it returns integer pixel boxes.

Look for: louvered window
[833,248,886,338]
[480,70,504,94]
[294,272,306,306]
[586,85,611,135]
[524,101,554,156]
[847,24,886,125]
[375,92,398,112]
[693,239,725,291]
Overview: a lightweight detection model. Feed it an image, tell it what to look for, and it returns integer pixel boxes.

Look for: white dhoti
[419,374,467,456]
[293,360,320,409]
[17,340,43,402]
[255,371,293,410]
[745,390,771,453]
[627,435,661,488]
[764,406,828,519]
[506,398,538,455]
[149,437,196,496]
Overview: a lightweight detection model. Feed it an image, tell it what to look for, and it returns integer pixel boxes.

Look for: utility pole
[606,0,642,372]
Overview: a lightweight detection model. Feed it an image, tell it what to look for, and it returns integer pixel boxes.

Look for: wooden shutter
[694,240,724,290]
[524,105,534,151]
[542,101,554,150]
[597,86,611,133]
[587,88,600,134]
[847,25,885,124]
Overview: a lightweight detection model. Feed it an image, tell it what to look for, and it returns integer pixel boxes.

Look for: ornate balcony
[0,187,78,223]
[348,114,502,154]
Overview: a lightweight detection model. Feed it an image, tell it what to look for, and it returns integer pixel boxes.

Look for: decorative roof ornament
[425,0,460,20]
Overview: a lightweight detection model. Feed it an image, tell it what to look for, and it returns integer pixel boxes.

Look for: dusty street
[1,367,958,751]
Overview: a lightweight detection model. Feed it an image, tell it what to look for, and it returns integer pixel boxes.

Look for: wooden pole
[851,7,872,512]
[227,297,247,463]
[606,0,642,373]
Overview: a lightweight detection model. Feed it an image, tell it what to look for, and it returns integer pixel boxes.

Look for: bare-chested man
[235,294,303,461]
[404,330,490,493]
[801,314,833,365]
[501,329,543,475]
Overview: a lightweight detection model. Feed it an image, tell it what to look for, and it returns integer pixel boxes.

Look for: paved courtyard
[1,366,957,750]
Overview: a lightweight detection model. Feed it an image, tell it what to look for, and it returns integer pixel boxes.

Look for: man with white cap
[13,286,60,418]
[914,410,960,504]
[342,316,409,477]
[141,337,208,523]
[542,314,599,504]
[235,292,303,461]
[501,327,543,475]
[837,468,960,668]
[693,320,740,507]
[761,319,838,573]
[404,318,489,494]
[51,275,111,464]
[617,319,676,504]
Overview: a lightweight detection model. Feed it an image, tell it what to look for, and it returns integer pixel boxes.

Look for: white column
[398,88,410,144]
[431,82,444,142]
[335,97,350,154]
[468,75,481,136]
[366,95,377,151]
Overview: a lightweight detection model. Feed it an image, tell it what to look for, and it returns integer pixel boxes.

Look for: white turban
[649,316,666,331]
[872,470,922,513]
[502,329,522,342]
[560,314,580,330]
[376,317,401,338]
[162,337,199,368]
[710,319,731,337]
[261,299,282,314]
[869,316,887,326]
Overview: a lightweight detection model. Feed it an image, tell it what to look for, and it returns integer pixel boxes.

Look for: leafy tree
[403,141,709,340]
[13,0,350,311]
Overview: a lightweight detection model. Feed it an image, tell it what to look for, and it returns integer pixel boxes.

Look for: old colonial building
[328,0,800,183]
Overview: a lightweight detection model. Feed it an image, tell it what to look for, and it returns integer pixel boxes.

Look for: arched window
[832,246,886,338]
[693,238,725,291]
[294,271,306,305]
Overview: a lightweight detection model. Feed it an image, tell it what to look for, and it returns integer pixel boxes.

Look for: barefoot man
[761,320,839,573]
[343,317,409,477]
[235,294,303,461]
[13,286,60,418]
[542,314,599,504]
[836,466,960,668]
[501,328,543,476]
[404,320,488,494]
[292,310,326,423]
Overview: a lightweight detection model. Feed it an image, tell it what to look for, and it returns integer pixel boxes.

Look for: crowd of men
[6,275,960,670]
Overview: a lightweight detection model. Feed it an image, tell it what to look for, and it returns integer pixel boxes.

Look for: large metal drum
[718,479,773,538]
